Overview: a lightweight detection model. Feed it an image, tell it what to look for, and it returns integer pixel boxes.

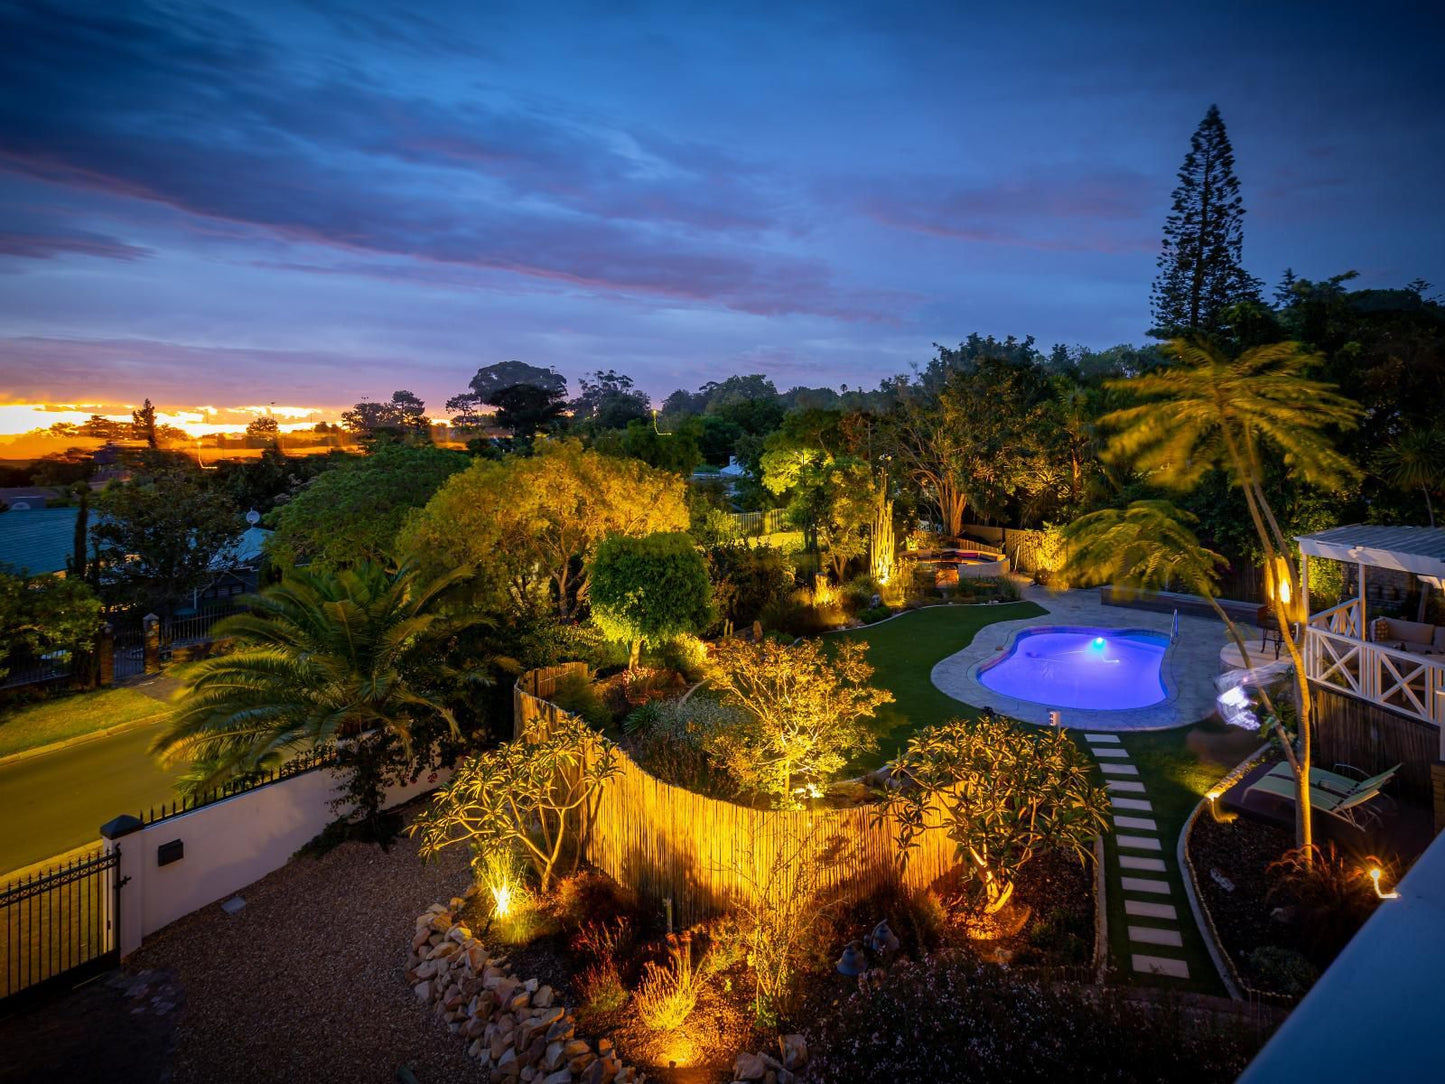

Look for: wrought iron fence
[728,508,788,537]
[139,747,338,827]
[162,607,240,650]
[0,650,75,690]
[1,848,121,1003]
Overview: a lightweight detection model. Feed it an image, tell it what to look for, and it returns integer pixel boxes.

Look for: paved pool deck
[930,584,1258,731]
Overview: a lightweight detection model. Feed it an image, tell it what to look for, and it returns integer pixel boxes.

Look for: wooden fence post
[97,622,115,687]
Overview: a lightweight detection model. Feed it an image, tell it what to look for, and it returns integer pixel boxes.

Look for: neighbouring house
[0,506,273,605]
[0,486,62,510]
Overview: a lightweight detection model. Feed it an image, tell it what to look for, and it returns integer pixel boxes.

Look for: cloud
[0,229,151,262]
[841,170,1160,254]
[0,1,892,320]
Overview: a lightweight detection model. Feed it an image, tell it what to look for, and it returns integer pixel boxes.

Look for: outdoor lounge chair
[1243,773,1386,829]
[1264,761,1399,805]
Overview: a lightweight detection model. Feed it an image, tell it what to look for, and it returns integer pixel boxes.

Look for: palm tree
[155,561,487,827]
[1375,424,1443,528]
[1061,501,1283,718]
[1100,339,1363,855]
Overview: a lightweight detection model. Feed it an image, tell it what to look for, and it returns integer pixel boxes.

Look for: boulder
[779,1035,807,1070]
[734,1052,767,1080]
[413,981,432,1002]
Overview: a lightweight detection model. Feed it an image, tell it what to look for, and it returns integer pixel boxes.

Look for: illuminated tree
[131,398,158,448]
[705,638,892,808]
[1102,338,1363,855]
[411,713,619,891]
[885,712,1109,913]
[340,390,432,444]
[589,531,713,669]
[398,440,689,618]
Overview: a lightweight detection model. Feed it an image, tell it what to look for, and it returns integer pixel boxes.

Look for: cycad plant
[155,561,485,833]
[1100,339,1363,855]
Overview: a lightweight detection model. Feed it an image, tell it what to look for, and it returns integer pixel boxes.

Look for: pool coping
[930,586,1237,732]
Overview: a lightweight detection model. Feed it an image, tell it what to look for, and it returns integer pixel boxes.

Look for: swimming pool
[977,627,1170,711]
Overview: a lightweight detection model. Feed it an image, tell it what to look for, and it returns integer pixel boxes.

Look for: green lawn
[0,687,171,759]
[1100,719,1263,995]
[829,601,1046,768]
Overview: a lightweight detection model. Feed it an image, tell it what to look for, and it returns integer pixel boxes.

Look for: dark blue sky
[0,0,1441,424]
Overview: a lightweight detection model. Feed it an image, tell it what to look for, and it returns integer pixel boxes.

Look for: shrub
[590,531,714,670]
[807,958,1259,1082]
[629,697,745,797]
[635,932,706,1032]
[706,543,795,631]
[549,672,613,730]
[658,633,709,681]
[758,588,847,637]
[1025,905,1092,965]
[841,573,881,613]
[1266,842,1382,962]
[553,870,641,937]
[857,604,892,625]
[1246,945,1319,996]
[575,918,635,1017]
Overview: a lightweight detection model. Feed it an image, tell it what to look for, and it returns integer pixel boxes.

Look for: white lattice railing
[1310,597,1364,639]
[1305,625,1445,755]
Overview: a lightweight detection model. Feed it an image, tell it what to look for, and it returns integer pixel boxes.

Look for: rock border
[407,898,644,1084]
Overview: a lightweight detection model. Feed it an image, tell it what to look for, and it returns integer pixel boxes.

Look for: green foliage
[157,562,484,823]
[705,638,891,807]
[398,440,690,619]
[93,459,244,614]
[340,389,432,444]
[267,445,467,571]
[588,532,713,667]
[1266,842,1383,962]
[593,418,702,475]
[0,570,103,684]
[548,672,613,731]
[705,543,795,632]
[884,712,1109,910]
[627,695,746,797]
[1245,946,1319,997]
[411,713,619,891]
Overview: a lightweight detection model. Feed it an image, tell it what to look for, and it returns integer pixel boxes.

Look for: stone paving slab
[1110,797,1153,810]
[1084,733,1120,743]
[1119,855,1167,872]
[929,584,1240,731]
[1132,954,1190,978]
[1117,834,1162,851]
[1106,780,1147,793]
[1099,763,1139,776]
[1125,899,1179,920]
[1113,815,1158,831]
[1129,926,1184,947]
[1093,747,1131,758]
[1120,876,1172,894]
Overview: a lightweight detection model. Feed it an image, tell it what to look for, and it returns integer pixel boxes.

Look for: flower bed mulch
[1191,813,1296,986]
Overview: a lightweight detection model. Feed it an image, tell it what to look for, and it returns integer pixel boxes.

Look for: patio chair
[1264,761,1399,808]
[1243,773,1387,830]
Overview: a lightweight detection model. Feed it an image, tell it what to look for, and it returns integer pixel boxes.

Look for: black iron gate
[1,848,123,1005]
[112,621,145,681]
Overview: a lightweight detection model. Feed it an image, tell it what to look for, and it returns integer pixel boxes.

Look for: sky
[0,0,1441,434]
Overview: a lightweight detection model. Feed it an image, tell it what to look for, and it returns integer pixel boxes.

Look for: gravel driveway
[131,806,482,1084]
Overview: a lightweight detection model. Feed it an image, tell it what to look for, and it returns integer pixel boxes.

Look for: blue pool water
[977,627,1169,711]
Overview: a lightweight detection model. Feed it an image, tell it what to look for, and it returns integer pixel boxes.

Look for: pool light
[1090,636,1107,651]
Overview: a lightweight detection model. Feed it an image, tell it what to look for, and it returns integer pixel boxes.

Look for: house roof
[0,509,272,577]
[0,487,61,509]
[1295,524,1445,582]
[0,507,79,575]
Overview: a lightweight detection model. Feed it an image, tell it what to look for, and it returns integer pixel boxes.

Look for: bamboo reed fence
[514,664,962,923]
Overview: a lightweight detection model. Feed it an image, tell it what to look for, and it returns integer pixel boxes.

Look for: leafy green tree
[1150,105,1260,337]
[1102,338,1363,855]
[398,440,690,618]
[447,360,568,427]
[340,390,432,444]
[92,461,244,615]
[245,415,280,446]
[593,418,702,475]
[1374,424,1443,528]
[156,562,483,829]
[589,532,713,669]
[884,712,1109,913]
[0,569,102,684]
[705,638,891,808]
[412,713,619,891]
[491,383,568,445]
[569,369,651,432]
[705,543,796,632]
[267,445,467,571]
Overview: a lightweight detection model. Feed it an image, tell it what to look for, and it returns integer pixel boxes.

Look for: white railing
[1310,597,1364,639]
[1304,625,1445,754]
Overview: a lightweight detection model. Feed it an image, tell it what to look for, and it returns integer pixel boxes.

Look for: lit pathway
[1086,732,1191,980]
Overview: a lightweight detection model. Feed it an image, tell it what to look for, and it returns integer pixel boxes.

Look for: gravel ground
[131,805,482,1084]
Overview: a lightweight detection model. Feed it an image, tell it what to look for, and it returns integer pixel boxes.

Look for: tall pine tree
[1150,105,1259,337]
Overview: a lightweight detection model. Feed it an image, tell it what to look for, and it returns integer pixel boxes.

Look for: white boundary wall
[104,767,446,956]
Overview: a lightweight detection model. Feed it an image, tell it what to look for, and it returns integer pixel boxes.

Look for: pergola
[1297,524,1445,741]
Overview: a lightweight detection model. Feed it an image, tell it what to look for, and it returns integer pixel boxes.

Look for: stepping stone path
[1083,733,1191,981]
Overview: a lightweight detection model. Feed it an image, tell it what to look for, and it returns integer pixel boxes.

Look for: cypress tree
[1149,105,1259,337]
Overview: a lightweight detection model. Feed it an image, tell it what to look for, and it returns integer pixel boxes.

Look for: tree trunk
[628,638,641,671]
